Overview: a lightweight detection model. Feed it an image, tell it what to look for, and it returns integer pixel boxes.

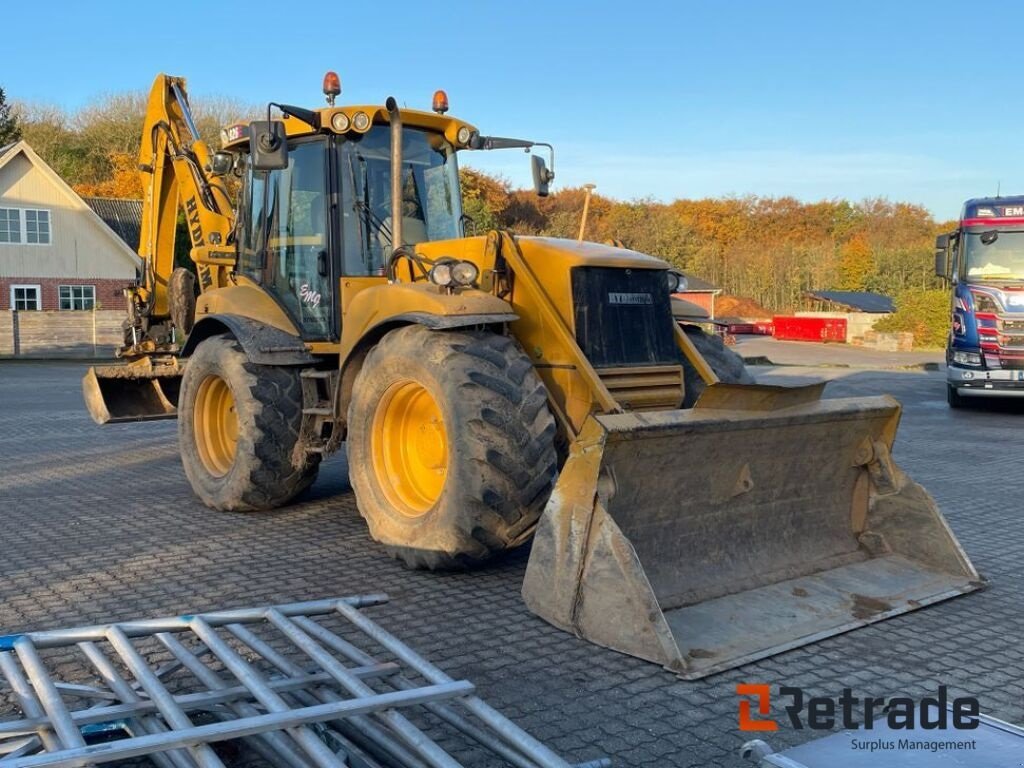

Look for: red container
[772,316,847,342]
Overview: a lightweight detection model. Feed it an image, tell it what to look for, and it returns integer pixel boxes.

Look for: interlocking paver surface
[1,361,1021,767]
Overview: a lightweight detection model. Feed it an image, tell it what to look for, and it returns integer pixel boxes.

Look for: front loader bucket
[82,362,182,424]
[523,383,982,679]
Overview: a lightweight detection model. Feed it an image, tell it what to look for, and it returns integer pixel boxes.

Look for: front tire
[947,384,964,409]
[178,335,320,511]
[680,324,755,407]
[347,325,558,569]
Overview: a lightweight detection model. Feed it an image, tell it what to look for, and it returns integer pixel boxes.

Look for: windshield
[963,230,1024,282]
[339,125,462,276]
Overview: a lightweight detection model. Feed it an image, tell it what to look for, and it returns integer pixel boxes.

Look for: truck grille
[571,267,678,369]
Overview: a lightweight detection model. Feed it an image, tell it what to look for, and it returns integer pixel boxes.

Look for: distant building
[803,290,895,314]
[0,141,140,312]
[673,273,721,318]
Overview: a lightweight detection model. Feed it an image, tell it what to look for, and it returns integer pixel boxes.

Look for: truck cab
[936,195,1024,406]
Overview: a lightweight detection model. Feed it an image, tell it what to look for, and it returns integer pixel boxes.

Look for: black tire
[178,334,320,511]
[947,384,964,409]
[680,324,755,407]
[347,325,558,569]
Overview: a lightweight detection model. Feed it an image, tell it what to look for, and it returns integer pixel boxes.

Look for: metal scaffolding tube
[333,600,575,768]
[187,616,344,768]
[225,623,429,768]
[103,625,223,768]
[155,632,311,768]
[6,682,473,768]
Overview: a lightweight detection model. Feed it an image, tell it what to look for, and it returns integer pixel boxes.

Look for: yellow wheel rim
[193,374,239,477]
[371,380,448,517]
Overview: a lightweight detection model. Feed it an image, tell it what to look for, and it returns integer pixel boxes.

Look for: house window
[59,285,96,310]
[0,208,51,244]
[25,209,51,244]
[0,208,20,243]
[11,285,41,311]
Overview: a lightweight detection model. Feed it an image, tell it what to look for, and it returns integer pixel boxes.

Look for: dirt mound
[716,295,773,319]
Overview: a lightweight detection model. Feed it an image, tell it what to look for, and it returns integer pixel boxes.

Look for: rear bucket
[82,362,182,424]
[523,383,982,679]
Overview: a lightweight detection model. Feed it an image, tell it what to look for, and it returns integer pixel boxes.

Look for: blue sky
[2,1,1020,216]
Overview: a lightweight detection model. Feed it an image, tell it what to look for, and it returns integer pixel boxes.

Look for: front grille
[599,365,684,411]
[571,267,678,368]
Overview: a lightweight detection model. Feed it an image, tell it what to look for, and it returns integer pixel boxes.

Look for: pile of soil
[716,295,773,319]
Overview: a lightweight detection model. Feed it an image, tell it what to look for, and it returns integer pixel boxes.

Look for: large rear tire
[347,325,558,569]
[178,335,320,511]
[680,324,755,407]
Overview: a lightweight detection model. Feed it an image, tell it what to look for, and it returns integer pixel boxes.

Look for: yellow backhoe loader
[83,73,981,679]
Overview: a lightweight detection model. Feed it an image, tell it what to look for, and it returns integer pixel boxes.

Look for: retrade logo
[736,684,979,732]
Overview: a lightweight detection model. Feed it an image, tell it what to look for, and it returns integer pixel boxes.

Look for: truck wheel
[947,384,964,409]
[347,325,558,570]
[178,334,320,511]
[680,324,755,407]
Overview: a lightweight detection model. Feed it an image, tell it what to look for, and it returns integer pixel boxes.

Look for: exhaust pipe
[386,96,403,253]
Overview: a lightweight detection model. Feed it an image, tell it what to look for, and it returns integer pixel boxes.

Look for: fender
[339,282,517,368]
[181,314,315,366]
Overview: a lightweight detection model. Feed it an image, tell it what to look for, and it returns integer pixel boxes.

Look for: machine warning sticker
[608,292,653,305]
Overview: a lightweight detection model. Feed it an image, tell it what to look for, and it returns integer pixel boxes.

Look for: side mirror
[934,234,950,280]
[249,120,288,171]
[209,151,234,177]
[532,154,554,198]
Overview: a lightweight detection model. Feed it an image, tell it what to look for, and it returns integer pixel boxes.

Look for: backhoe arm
[130,74,235,343]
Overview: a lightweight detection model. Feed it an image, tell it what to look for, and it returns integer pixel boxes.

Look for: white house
[0,141,140,313]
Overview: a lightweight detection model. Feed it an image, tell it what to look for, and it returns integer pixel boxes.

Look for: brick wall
[0,277,129,311]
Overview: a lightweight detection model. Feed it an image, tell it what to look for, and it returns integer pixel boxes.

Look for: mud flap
[82,360,182,424]
[522,383,982,679]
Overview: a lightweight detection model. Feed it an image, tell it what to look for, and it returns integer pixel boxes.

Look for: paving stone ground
[1,361,1022,767]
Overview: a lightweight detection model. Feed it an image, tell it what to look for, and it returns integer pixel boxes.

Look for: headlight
[952,350,982,366]
[352,111,371,132]
[666,271,687,293]
[456,126,471,145]
[429,262,454,287]
[330,112,350,132]
[451,261,479,286]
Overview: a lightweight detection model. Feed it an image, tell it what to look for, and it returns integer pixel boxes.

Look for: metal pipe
[0,666,395,737]
[187,617,344,768]
[577,183,596,242]
[104,625,224,768]
[332,601,576,768]
[155,633,311,768]
[0,652,61,752]
[293,616,545,768]
[226,623,429,768]
[5,683,474,768]
[266,609,462,768]
[12,639,86,753]
[386,96,403,253]
[0,596,389,650]
[77,642,191,768]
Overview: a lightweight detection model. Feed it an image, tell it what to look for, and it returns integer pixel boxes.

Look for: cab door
[238,137,336,340]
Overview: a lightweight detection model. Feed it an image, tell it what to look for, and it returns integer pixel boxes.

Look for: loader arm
[130,74,235,345]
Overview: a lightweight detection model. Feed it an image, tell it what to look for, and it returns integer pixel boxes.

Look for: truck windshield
[339,125,462,276]
[964,230,1024,281]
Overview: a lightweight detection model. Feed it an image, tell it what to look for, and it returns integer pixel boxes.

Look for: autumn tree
[837,233,876,291]
[0,86,19,145]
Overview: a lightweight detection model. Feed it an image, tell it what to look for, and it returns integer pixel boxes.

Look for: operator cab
[215,76,553,343]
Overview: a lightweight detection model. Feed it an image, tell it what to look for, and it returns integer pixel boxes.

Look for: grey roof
[805,290,895,313]
[84,197,143,251]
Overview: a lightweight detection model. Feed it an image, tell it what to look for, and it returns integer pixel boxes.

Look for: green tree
[874,288,949,348]
[0,86,21,145]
